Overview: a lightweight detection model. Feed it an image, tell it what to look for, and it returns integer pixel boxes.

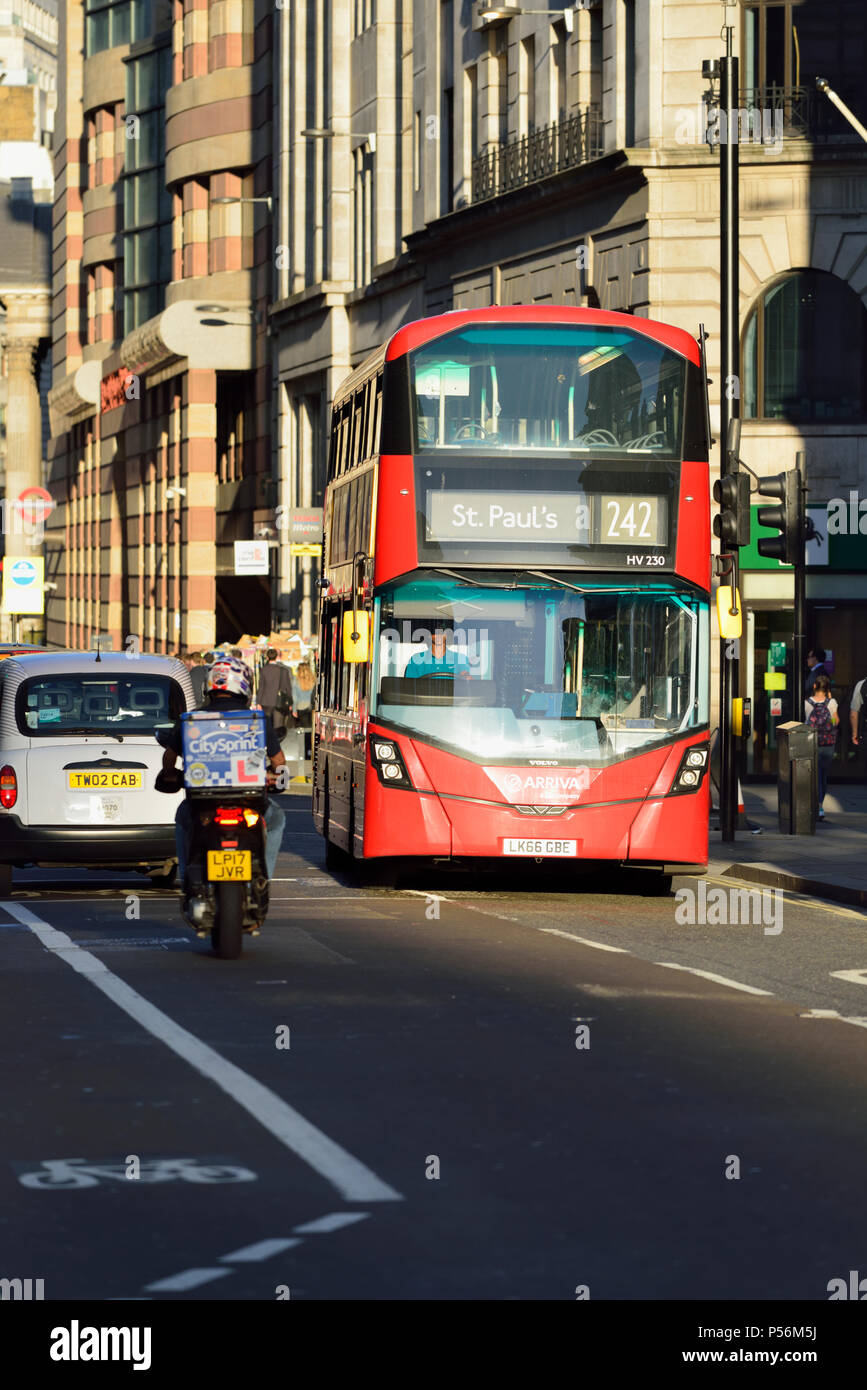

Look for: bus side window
[372,374,383,454]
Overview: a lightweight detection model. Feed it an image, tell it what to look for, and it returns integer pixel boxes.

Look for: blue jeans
[817,746,834,809]
[175,798,286,884]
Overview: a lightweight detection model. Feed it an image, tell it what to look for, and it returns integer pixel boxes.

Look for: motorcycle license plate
[207,850,252,881]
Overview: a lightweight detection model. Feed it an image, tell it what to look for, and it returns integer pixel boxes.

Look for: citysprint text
[50,1321,151,1371]
[675,103,784,154]
[675,881,783,935]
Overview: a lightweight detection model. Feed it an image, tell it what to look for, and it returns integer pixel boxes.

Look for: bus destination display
[425,490,668,547]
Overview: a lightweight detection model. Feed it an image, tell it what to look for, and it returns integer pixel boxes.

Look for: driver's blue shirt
[405,648,472,678]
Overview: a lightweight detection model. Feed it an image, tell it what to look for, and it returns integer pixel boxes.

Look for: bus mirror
[716,586,742,640]
[343,610,369,663]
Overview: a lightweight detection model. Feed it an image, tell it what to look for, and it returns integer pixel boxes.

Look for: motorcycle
[155,713,272,959]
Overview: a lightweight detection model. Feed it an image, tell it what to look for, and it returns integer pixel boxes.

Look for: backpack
[807,698,837,747]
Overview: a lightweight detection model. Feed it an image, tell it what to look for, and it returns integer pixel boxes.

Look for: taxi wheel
[0,863,11,894]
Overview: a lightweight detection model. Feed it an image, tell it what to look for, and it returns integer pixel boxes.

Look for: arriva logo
[502,770,591,797]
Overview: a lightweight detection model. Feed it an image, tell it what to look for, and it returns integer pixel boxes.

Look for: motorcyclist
[158,656,287,913]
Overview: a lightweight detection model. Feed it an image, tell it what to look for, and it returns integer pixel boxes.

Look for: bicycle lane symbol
[14,1158,258,1189]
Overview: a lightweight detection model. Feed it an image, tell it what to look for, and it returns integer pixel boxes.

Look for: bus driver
[404,629,473,679]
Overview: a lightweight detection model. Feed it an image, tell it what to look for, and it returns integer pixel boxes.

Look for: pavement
[711,781,867,908]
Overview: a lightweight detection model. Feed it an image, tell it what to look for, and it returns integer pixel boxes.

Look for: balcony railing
[471,106,603,204]
[739,85,864,143]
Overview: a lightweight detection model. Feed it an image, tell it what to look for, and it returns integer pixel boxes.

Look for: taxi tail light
[0,765,17,809]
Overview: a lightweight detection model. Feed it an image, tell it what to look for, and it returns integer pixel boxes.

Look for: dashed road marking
[146,1268,234,1292]
[654,963,773,996]
[293,1211,370,1234]
[538,929,631,953]
[829,969,867,986]
[145,1210,370,1295]
[219,1238,303,1263]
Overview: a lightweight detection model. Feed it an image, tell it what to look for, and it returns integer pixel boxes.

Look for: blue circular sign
[10,560,36,586]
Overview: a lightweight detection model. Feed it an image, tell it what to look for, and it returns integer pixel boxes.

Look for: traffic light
[757,470,801,564]
[713,471,750,548]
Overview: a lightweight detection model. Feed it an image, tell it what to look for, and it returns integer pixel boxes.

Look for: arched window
[742,270,867,422]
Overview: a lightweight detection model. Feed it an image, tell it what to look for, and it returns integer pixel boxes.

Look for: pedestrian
[189,652,212,709]
[256,648,294,733]
[805,673,839,820]
[849,674,867,749]
[805,646,830,697]
[290,657,316,759]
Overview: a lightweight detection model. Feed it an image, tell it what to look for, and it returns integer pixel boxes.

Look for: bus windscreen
[372,575,709,765]
[411,324,687,454]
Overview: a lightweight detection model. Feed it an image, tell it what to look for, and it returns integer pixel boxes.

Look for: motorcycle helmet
[206,656,253,702]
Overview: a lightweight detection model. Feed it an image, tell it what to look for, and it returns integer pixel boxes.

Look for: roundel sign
[10,560,37,585]
[16,486,54,528]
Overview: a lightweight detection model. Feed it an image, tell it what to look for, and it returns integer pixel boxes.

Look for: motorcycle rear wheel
[212,881,244,959]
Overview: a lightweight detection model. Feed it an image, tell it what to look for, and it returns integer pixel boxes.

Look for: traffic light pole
[719,27,739,843]
[793,452,806,719]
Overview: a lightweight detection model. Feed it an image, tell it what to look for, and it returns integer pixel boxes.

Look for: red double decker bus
[313,306,711,888]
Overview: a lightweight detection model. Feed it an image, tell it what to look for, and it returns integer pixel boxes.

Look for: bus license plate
[207,850,252,881]
[67,770,143,790]
[501,838,578,857]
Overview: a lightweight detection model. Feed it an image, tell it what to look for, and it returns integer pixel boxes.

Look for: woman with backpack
[805,674,839,821]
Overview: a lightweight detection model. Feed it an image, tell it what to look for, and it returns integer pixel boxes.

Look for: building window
[122,44,172,335]
[440,0,454,213]
[742,270,867,422]
[743,1,867,92]
[521,35,535,136]
[623,0,635,145]
[85,0,152,57]
[553,23,568,126]
[353,148,374,286]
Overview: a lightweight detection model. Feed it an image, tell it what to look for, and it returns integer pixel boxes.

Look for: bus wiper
[433,568,513,588]
[58,727,125,742]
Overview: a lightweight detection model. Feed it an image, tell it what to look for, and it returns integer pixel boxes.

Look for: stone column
[1,338,44,639]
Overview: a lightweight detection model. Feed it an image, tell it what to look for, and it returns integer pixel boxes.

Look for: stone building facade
[47,0,273,651]
[273,0,867,778]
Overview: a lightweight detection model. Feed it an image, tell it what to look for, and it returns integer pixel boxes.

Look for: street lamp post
[815,77,867,145]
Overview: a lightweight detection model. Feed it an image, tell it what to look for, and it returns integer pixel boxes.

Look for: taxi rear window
[17,674,185,737]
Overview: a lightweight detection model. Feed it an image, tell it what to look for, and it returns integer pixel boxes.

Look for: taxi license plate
[207,850,252,881]
[67,771,143,790]
[501,838,578,857]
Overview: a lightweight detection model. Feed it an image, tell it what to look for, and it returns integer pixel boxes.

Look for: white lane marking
[145,1268,234,1292]
[829,969,867,986]
[654,962,773,996]
[538,929,631,953]
[800,1008,867,1029]
[293,1212,370,1235]
[0,901,403,1205]
[219,1238,302,1263]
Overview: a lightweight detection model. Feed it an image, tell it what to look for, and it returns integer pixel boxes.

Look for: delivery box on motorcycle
[180,709,267,789]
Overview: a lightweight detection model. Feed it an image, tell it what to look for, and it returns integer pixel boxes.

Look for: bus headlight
[669,744,709,795]
[370,736,413,788]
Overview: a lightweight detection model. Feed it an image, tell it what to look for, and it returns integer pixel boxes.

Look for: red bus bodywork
[314,307,711,876]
